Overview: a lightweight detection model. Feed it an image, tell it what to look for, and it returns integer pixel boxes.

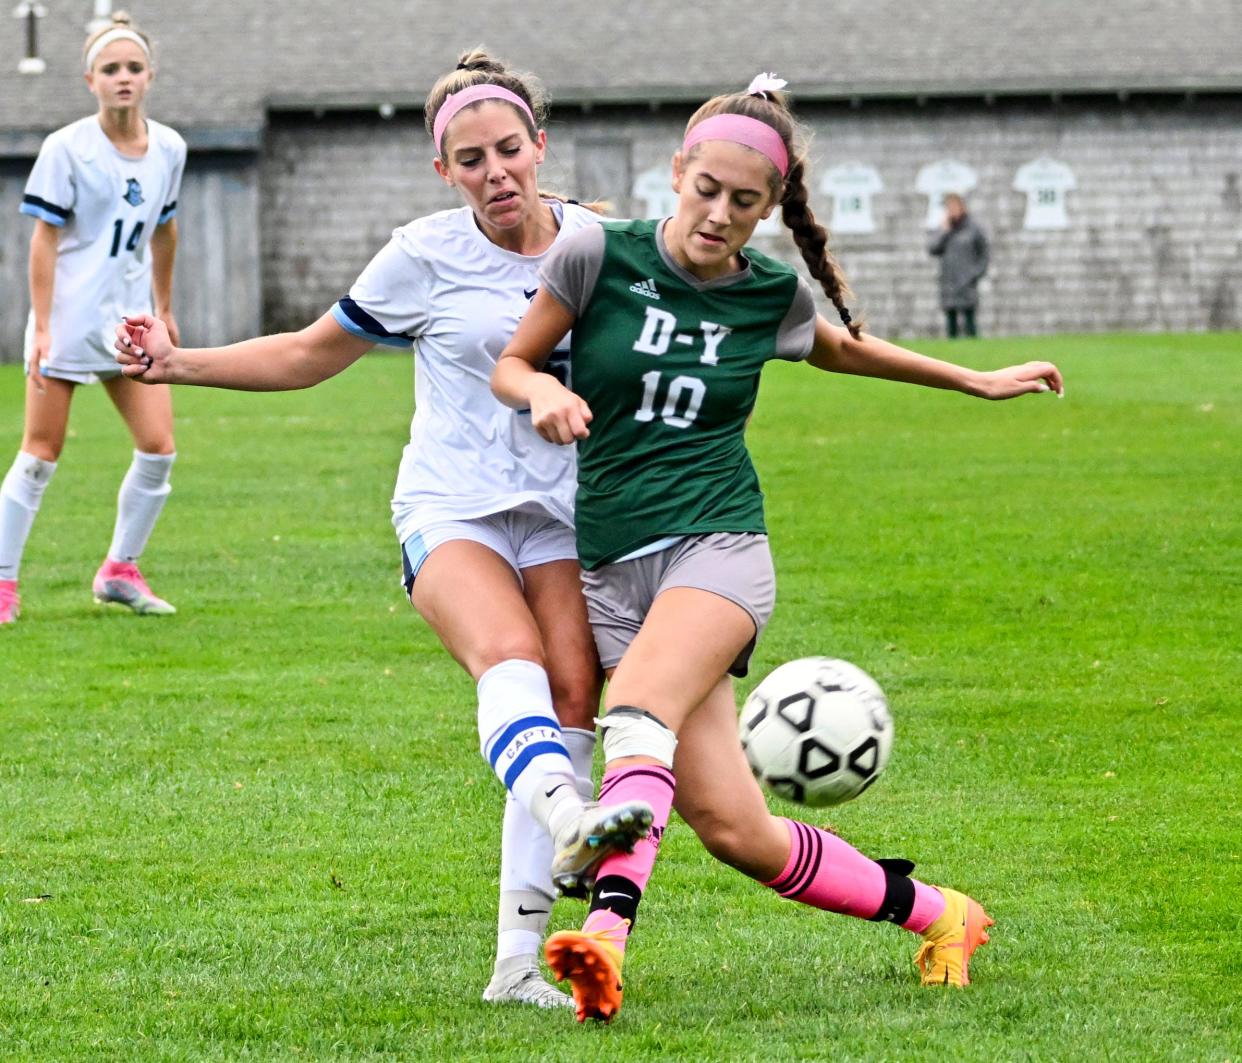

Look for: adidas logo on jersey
[629,278,660,300]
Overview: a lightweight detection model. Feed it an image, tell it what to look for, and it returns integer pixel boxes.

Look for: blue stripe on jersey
[158,201,177,223]
[502,741,573,792]
[20,194,71,226]
[487,714,562,769]
[331,298,415,349]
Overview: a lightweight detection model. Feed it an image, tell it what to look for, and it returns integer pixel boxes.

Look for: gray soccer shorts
[580,531,776,678]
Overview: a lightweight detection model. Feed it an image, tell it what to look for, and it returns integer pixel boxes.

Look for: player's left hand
[975,360,1064,400]
[114,313,175,384]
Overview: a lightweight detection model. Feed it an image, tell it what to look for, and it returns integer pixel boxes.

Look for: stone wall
[258,94,1242,339]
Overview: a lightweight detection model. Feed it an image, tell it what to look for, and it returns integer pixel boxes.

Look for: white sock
[563,726,597,802]
[477,659,583,841]
[0,451,57,581]
[495,794,555,971]
[108,450,174,563]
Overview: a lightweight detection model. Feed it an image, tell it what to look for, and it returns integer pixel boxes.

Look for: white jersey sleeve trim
[331,300,414,348]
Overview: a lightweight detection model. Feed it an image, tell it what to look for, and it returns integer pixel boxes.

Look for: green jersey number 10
[634,370,706,429]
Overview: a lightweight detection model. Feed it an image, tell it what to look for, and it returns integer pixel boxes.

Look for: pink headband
[682,114,789,177]
[433,84,537,154]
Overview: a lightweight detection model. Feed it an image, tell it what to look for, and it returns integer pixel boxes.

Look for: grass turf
[1,333,1239,1060]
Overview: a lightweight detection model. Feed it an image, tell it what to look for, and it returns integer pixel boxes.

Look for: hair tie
[432,84,537,154]
[745,72,788,99]
[838,307,853,326]
[456,62,471,70]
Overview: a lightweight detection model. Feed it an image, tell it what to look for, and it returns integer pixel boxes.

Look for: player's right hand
[114,313,173,384]
[528,376,592,445]
[26,329,51,393]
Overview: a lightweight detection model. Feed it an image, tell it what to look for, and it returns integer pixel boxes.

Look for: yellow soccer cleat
[545,919,628,1023]
[914,887,994,987]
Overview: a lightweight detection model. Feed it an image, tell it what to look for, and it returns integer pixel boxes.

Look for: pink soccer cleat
[0,579,19,624]
[92,560,176,615]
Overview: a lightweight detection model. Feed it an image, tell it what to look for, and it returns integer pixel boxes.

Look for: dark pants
[945,308,977,338]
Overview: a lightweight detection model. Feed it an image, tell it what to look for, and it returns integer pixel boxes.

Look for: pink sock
[581,908,632,955]
[587,763,676,939]
[764,818,946,933]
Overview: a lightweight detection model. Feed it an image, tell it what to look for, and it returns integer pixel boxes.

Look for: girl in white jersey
[0,12,185,626]
[113,50,651,1011]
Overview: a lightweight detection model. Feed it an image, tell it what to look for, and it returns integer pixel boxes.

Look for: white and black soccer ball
[738,657,893,807]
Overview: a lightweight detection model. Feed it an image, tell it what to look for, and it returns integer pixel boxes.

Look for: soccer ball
[738,657,893,807]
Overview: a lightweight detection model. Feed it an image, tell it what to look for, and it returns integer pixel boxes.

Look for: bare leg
[522,558,600,732]
[103,374,175,455]
[672,677,790,880]
[20,372,75,461]
[1,376,74,600]
[411,542,603,1009]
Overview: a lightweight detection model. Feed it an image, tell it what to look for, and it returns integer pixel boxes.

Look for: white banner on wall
[633,164,679,219]
[818,162,883,234]
[915,159,978,228]
[1013,156,1077,229]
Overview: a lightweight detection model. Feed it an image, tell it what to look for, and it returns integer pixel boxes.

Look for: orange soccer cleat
[545,916,629,1023]
[914,887,994,987]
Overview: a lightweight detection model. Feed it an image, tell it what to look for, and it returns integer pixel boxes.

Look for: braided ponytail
[780,158,863,339]
[683,82,864,339]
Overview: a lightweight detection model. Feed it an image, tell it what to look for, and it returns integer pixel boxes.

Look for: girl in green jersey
[493,75,1063,1023]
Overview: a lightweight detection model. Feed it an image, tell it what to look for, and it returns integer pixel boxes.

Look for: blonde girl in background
[1,11,185,625]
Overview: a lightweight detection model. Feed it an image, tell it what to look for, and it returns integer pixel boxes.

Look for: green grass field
[1,333,1239,1060]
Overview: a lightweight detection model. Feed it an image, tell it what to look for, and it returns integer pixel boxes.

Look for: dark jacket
[928,216,989,309]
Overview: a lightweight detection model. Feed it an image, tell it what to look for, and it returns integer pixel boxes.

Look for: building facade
[2,0,1241,360]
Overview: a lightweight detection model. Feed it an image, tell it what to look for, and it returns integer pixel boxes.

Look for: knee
[134,436,175,456]
[20,435,63,462]
[692,809,763,873]
[548,666,601,731]
[472,646,546,681]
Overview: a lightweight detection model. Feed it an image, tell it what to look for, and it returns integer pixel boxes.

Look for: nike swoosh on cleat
[517,904,549,916]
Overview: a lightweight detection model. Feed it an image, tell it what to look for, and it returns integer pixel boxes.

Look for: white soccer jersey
[331,201,601,543]
[20,116,185,376]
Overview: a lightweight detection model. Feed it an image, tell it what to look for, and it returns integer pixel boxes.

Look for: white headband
[85,28,150,72]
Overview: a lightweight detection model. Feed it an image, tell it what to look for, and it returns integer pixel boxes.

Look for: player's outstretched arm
[807,315,1064,400]
[492,289,592,445]
[115,311,374,391]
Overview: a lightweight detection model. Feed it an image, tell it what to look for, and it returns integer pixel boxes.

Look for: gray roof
[3,0,1241,148]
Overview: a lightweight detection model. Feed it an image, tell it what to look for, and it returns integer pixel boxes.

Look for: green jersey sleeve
[776,277,818,361]
[538,223,606,317]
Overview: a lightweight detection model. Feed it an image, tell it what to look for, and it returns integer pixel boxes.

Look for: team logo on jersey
[628,277,661,300]
[123,178,144,207]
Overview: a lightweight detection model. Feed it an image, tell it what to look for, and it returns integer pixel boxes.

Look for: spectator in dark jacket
[928,193,989,338]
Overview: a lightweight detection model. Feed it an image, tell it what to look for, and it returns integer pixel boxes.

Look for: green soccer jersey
[539,218,817,569]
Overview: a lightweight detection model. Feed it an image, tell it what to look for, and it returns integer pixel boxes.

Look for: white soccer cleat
[551,800,653,897]
[92,560,176,615]
[482,966,573,1010]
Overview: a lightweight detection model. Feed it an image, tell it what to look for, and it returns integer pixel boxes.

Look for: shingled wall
[257,95,1242,339]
